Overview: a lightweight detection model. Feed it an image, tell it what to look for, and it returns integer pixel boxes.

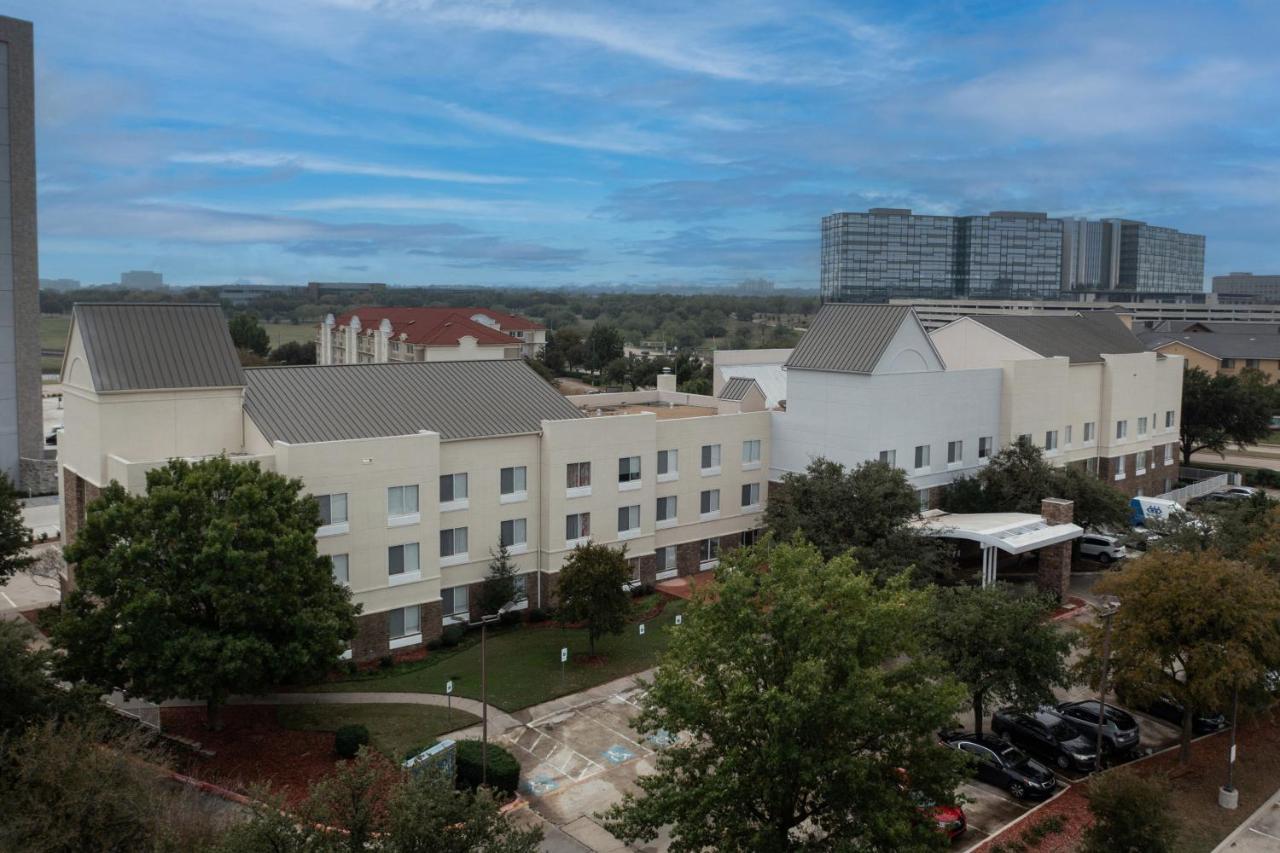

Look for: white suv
[1078,533,1126,565]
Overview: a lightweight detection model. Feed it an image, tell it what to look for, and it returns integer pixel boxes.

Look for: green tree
[556,542,632,655]
[384,767,543,853]
[1080,769,1178,853]
[925,584,1073,736]
[942,437,1130,531]
[0,620,65,736]
[601,539,968,852]
[1180,366,1273,464]
[0,471,32,583]
[50,457,359,730]
[269,340,317,365]
[1082,550,1280,762]
[229,312,271,356]
[584,323,624,373]
[479,544,523,616]
[765,458,947,583]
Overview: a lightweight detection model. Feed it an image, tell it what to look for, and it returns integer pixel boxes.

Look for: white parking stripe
[0,589,16,609]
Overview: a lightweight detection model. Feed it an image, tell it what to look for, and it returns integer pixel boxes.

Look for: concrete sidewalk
[1213,785,1280,852]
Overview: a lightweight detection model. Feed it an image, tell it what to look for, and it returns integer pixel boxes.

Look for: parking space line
[0,589,16,609]
[586,716,652,753]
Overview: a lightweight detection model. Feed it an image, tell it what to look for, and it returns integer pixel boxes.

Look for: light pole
[1222,684,1241,809]
[471,613,500,787]
[1093,596,1121,773]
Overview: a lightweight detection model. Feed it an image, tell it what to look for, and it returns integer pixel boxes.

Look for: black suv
[939,732,1058,799]
[991,707,1099,771]
[1057,700,1140,754]
[1125,694,1227,735]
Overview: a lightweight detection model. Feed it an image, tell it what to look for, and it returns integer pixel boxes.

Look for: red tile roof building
[318,306,546,365]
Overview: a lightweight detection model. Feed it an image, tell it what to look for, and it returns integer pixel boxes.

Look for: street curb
[959,782,1072,853]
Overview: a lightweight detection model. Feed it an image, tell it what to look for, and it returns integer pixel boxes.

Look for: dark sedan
[939,732,1058,800]
[1057,700,1141,754]
[991,707,1099,771]
[1128,694,1227,735]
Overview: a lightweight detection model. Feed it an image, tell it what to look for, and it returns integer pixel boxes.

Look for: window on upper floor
[439,472,468,504]
[701,444,721,472]
[317,493,348,526]
[741,482,761,508]
[1065,425,1073,446]
[388,542,420,577]
[617,505,640,535]
[948,440,963,464]
[439,527,468,559]
[1084,421,1096,443]
[1044,431,1058,452]
[500,518,527,549]
[1138,417,1148,435]
[330,553,349,586]
[388,484,419,517]
[566,461,591,489]
[566,512,591,541]
[879,449,896,467]
[978,437,993,459]
[700,489,720,515]
[618,456,641,484]
[742,440,761,465]
[657,449,678,478]
[500,466,527,496]
[1165,410,1176,429]
[914,444,930,470]
[656,495,677,522]
[1116,420,1128,440]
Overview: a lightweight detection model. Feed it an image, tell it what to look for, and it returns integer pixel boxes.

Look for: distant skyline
[15,1,1280,289]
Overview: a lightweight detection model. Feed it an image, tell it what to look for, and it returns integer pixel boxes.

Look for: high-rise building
[820,209,1205,302]
[0,16,42,489]
[39,277,81,292]
[1212,272,1280,304]
[121,270,164,289]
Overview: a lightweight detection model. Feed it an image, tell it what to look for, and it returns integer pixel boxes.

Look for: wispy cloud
[287,193,584,221]
[170,150,523,184]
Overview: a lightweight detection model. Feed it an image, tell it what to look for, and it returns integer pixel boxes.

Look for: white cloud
[286,193,584,221]
[170,150,523,184]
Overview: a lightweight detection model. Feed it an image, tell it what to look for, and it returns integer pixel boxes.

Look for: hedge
[454,738,521,796]
[334,724,370,759]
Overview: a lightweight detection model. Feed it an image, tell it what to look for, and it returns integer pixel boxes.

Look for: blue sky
[16,0,1280,289]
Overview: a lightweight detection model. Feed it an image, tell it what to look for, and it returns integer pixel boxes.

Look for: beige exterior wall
[1152,341,1280,381]
[999,358,1103,465]
[929,317,1039,368]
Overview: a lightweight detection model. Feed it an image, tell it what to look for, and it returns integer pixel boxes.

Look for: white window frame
[700,444,722,476]
[1164,443,1174,465]
[317,493,349,537]
[742,439,762,470]
[947,440,963,466]
[618,455,642,491]
[655,545,678,581]
[617,504,641,539]
[700,488,721,519]
[699,537,720,571]
[741,482,761,509]
[1136,450,1148,475]
[500,518,528,553]
[657,449,679,482]
[439,527,469,567]
[1115,455,1127,480]
[1084,421,1096,443]
[1064,425,1073,447]
[330,553,349,586]
[913,444,930,472]
[1116,420,1128,440]
[387,484,420,526]
[389,604,423,647]
[500,466,528,504]
[1165,410,1175,429]
[656,495,678,529]
[1138,416,1148,436]
[879,449,896,467]
[439,472,469,512]
[978,437,993,459]
[1044,430,1058,453]
[566,461,592,498]
[388,542,421,586]
[566,512,591,547]
[441,586,469,626]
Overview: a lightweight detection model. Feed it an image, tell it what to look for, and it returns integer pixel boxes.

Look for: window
[913,444,930,470]
[330,554,349,585]
[1222,358,1236,368]
[1084,421,1096,443]
[439,472,468,504]
[701,444,721,473]
[388,543,420,578]
[1065,425,1073,446]
[1017,433,1032,446]
[700,489,720,516]
[656,495,677,523]
[566,461,591,489]
[978,437,993,459]
[741,482,761,508]
[879,449,896,466]
[617,505,640,536]
[439,527,468,559]
[441,586,469,619]
[388,484,419,517]
[1247,359,1260,369]
[1138,417,1148,435]
[618,456,641,484]
[566,512,591,542]
[1115,420,1128,440]
[500,466,527,497]
[917,489,930,512]
[655,545,677,579]
[657,449,678,479]
[1115,455,1126,480]
[1044,430,1058,452]
[742,440,762,465]
[947,440,963,464]
[699,538,720,567]
[741,528,761,548]
[317,493,348,526]
[1136,451,1148,474]
[1164,444,1174,465]
[1086,457,1099,475]
[389,604,422,639]
[500,518,527,549]
[1165,410,1175,429]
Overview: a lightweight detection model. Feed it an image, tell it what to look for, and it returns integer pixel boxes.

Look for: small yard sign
[638,623,646,636]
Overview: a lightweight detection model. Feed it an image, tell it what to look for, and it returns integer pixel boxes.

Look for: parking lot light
[1092,596,1122,772]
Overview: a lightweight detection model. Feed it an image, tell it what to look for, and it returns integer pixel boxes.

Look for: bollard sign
[639,623,646,636]
[560,647,568,663]
[675,614,682,626]
[446,680,453,695]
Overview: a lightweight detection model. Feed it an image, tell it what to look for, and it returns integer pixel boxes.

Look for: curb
[960,783,1073,853]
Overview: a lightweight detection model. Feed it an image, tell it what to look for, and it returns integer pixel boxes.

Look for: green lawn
[311,598,684,712]
[262,322,316,348]
[40,314,70,351]
[276,703,478,760]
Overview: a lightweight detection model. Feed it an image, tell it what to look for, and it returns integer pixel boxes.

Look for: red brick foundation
[1037,498,1074,601]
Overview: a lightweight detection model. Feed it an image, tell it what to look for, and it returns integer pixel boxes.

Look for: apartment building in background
[1212,272,1280,304]
[0,16,43,491]
[60,304,764,660]
[1139,321,1280,382]
[317,306,546,365]
[820,209,1205,303]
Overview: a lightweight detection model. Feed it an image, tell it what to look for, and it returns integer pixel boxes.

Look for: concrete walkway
[1213,785,1280,852]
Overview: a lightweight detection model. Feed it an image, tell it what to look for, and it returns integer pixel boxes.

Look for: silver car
[1078,533,1125,564]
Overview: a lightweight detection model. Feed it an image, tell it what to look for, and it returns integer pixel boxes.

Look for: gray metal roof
[718,376,761,401]
[969,312,1145,363]
[784,304,914,374]
[1140,331,1280,360]
[243,359,583,444]
[71,303,246,392]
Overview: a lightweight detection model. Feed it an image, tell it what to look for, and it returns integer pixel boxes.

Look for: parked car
[895,768,967,840]
[1056,700,1141,754]
[1078,533,1126,565]
[44,425,62,446]
[1120,693,1227,735]
[991,707,1100,771]
[1217,486,1259,499]
[938,732,1058,799]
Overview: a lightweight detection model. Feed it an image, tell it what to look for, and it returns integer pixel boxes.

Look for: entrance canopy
[910,510,1083,555]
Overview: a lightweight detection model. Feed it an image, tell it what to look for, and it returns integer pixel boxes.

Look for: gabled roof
[243,360,582,444]
[784,304,919,374]
[718,376,762,401]
[1140,331,1280,360]
[968,312,1145,364]
[68,303,245,393]
[463,308,544,331]
[333,307,516,347]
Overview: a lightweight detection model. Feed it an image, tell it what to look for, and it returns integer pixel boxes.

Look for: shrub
[425,638,442,651]
[454,739,520,796]
[1022,813,1066,846]
[342,660,358,676]
[499,609,521,627]
[378,654,394,670]
[334,724,370,759]
[527,608,548,624]
[440,624,465,648]
[1081,770,1178,853]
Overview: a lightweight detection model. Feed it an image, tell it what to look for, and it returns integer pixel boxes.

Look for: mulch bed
[972,786,1090,852]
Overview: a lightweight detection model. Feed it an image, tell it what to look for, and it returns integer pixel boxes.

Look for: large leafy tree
[556,542,632,655]
[1081,550,1280,762]
[601,540,969,852]
[584,322,624,373]
[50,457,359,730]
[228,312,271,357]
[925,583,1073,736]
[942,437,1131,531]
[0,471,33,583]
[269,339,317,365]
[1180,366,1273,464]
[765,457,949,583]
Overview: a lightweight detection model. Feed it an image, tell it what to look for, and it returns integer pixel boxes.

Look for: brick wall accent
[675,540,704,576]
[538,571,560,609]
[1037,498,1073,601]
[633,553,658,587]
[60,468,100,591]
[1097,442,1181,497]
[353,610,390,662]
[420,600,443,644]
